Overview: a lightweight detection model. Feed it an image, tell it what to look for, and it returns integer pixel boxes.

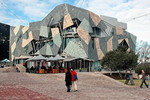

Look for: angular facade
[9,4,136,64]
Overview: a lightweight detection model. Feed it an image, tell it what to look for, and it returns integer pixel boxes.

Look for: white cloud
[0,16,28,26]
[23,6,48,18]
[6,19,29,26]
[1,0,150,42]
[1,0,65,22]
[75,0,150,42]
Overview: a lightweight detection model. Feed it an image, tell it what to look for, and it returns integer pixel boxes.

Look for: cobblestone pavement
[0,84,59,100]
[0,71,150,100]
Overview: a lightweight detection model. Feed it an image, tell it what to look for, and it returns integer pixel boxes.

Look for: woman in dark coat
[65,68,72,92]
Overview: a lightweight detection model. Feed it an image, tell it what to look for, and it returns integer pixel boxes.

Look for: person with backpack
[71,68,78,91]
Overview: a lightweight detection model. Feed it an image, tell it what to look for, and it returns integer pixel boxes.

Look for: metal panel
[51,44,59,55]
[100,37,107,54]
[100,15,127,29]
[11,55,14,62]
[128,32,137,46]
[103,21,114,36]
[64,41,87,58]
[25,42,33,54]
[67,4,90,22]
[118,39,124,44]
[21,48,30,56]
[22,31,33,47]
[22,31,29,39]
[87,39,98,60]
[94,38,104,60]
[39,26,50,38]
[15,39,23,56]
[29,21,41,40]
[51,27,59,38]
[11,42,16,54]
[112,35,118,50]
[40,43,53,55]
[13,26,20,35]
[107,37,113,52]
[63,13,74,29]
[116,26,124,35]
[22,26,29,34]
[77,26,91,45]
[128,37,136,51]
[79,18,93,33]
[90,12,101,26]
[53,33,62,47]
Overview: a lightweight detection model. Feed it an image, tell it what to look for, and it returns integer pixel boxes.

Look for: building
[8,4,136,69]
[0,23,10,61]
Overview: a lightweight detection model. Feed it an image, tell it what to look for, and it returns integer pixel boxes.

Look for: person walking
[71,68,78,91]
[140,69,149,88]
[65,68,72,92]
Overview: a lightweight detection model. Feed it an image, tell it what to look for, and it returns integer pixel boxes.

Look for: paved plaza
[0,68,150,100]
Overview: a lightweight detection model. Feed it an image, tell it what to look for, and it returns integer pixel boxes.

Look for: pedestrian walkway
[0,72,150,100]
[0,84,59,100]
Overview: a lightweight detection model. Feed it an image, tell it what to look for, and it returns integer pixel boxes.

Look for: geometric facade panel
[53,33,62,48]
[79,18,93,33]
[51,28,59,38]
[11,42,16,54]
[107,37,113,52]
[22,31,33,48]
[94,38,104,60]
[118,39,124,44]
[77,26,91,45]
[22,26,29,34]
[63,13,74,29]
[40,43,53,55]
[116,26,124,35]
[40,26,49,38]
[13,26,20,35]
[64,41,88,58]
[90,12,101,26]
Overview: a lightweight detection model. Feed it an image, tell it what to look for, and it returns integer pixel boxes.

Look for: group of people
[65,68,78,92]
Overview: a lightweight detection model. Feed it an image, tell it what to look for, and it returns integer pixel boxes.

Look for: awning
[15,55,32,60]
[47,57,54,61]
[26,55,47,62]
[64,57,77,62]
[1,59,10,63]
[47,55,64,61]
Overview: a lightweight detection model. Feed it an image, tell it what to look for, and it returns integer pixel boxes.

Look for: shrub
[135,64,150,75]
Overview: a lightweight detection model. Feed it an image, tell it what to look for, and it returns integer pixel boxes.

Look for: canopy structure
[26,55,47,62]
[53,55,65,60]
[1,59,10,63]
[15,55,32,60]
[64,57,77,62]
[47,56,54,61]
[47,55,64,61]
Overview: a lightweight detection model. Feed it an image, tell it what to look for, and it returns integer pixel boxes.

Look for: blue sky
[0,0,150,42]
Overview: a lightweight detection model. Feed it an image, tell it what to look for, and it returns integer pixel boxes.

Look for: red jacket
[71,71,77,81]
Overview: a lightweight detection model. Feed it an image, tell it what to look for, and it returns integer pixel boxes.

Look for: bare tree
[136,40,150,63]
